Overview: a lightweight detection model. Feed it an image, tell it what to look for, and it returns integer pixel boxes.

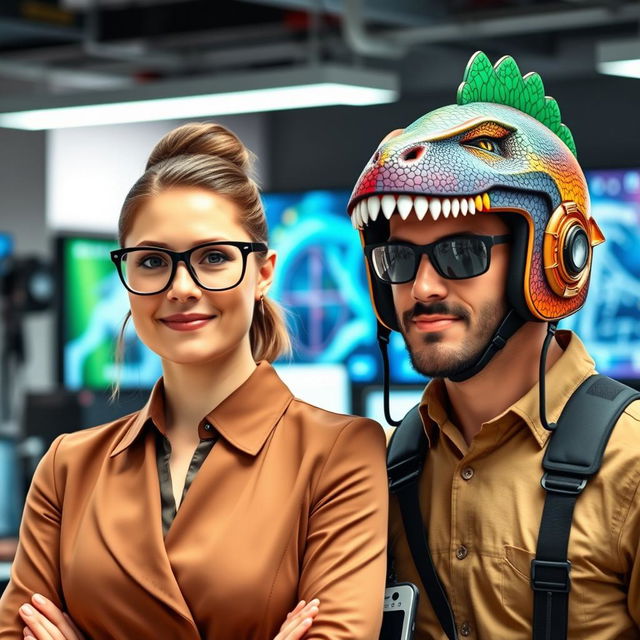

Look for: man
[348,52,640,638]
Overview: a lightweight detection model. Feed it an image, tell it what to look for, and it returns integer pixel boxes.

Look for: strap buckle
[541,472,587,495]
[388,455,422,492]
[531,559,571,593]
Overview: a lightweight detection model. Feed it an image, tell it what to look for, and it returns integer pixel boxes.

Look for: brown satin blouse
[0,362,389,639]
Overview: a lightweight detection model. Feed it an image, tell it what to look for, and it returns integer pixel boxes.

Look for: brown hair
[115,122,291,373]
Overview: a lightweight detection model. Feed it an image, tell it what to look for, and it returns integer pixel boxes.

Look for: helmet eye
[463,137,502,156]
[564,226,589,275]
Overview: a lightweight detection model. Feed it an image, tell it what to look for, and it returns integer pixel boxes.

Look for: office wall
[267,74,640,191]
[47,114,270,234]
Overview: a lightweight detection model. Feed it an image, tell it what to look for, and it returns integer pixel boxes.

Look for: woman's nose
[167,263,202,301]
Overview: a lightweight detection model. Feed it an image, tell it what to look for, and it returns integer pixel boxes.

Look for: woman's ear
[256,250,276,299]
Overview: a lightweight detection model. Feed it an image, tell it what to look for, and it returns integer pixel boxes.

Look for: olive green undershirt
[154,426,217,537]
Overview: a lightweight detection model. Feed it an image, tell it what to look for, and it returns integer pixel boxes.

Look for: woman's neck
[160,339,257,439]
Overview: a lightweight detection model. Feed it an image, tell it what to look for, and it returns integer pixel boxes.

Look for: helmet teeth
[414,196,429,220]
[351,191,491,226]
[358,200,369,226]
[397,195,413,220]
[381,194,397,219]
[367,196,381,222]
[430,198,442,220]
[353,203,362,229]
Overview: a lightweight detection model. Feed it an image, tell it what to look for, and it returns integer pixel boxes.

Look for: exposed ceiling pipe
[342,1,640,56]
[342,0,407,59]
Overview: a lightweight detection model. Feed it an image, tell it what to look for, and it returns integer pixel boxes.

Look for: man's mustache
[401,302,470,332]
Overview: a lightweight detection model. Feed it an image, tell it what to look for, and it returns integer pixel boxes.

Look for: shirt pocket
[501,544,534,619]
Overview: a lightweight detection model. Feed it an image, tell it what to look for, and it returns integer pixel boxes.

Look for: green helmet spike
[457,51,577,157]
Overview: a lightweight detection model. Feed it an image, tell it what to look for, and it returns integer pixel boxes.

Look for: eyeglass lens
[372,237,490,283]
[120,244,245,293]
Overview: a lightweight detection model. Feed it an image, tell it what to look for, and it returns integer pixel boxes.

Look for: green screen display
[61,236,161,390]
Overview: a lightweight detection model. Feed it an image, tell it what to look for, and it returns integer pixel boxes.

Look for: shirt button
[203,422,213,432]
[460,622,472,636]
[456,545,468,560]
[461,467,474,480]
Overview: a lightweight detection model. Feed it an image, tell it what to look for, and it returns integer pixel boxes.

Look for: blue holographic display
[560,169,640,380]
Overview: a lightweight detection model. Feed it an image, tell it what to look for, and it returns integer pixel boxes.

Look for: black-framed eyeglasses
[110,241,267,295]
[365,234,511,284]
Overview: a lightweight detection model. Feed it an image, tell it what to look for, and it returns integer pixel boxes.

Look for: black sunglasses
[110,241,267,295]
[365,234,511,284]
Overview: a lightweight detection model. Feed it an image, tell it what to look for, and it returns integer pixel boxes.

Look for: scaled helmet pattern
[348,51,605,333]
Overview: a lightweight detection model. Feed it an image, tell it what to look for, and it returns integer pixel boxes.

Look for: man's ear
[378,128,405,146]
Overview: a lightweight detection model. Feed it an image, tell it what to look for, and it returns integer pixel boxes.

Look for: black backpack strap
[388,405,458,640]
[532,375,640,640]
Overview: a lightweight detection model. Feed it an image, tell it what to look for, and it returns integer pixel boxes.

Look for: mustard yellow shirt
[389,331,640,639]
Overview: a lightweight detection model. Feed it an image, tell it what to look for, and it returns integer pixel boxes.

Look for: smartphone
[379,582,419,640]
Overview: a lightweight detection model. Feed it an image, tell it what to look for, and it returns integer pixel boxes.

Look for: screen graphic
[60,236,162,390]
[264,190,422,385]
[559,169,640,380]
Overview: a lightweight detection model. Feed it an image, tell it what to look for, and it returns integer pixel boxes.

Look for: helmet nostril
[401,146,425,163]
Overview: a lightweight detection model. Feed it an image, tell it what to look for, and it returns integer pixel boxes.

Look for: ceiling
[1,0,639,102]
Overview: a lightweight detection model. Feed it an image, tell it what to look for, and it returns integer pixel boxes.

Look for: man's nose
[167,262,202,301]
[411,255,449,301]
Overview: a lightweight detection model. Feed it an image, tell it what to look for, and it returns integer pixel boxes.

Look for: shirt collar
[508,330,596,447]
[418,330,597,448]
[110,361,294,458]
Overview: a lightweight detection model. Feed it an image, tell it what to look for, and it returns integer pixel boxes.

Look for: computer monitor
[0,233,12,277]
[0,436,22,539]
[263,190,420,385]
[560,168,640,382]
[56,234,161,391]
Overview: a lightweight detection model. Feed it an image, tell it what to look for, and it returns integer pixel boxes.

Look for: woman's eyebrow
[133,237,229,248]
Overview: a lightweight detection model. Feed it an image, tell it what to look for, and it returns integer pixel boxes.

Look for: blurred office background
[2,0,640,587]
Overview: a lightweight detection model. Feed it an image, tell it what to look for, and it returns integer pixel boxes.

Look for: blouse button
[461,467,474,481]
[456,545,468,560]
[460,622,472,636]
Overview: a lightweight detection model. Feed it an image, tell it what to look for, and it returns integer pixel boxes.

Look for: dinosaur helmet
[348,51,605,334]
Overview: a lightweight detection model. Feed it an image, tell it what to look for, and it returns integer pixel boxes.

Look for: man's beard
[399,299,507,379]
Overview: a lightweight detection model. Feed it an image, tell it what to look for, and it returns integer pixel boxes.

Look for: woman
[0,123,388,639]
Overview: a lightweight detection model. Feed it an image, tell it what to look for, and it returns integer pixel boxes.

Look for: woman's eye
[140,255,167,269]
[204,251,227,264]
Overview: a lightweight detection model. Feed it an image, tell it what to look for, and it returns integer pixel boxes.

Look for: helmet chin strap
[376,310,526,427]
[377,310,557,431]
[447,308,526,382]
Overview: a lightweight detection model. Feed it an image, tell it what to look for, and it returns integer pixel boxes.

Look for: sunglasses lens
[371,245,416,283]
[434,237,488,278]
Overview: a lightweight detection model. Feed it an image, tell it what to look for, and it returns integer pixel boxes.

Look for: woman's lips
[159,315,216,331]
[412,316,460,333]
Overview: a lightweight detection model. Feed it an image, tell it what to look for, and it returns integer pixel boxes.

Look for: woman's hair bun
[145,122,253,172]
